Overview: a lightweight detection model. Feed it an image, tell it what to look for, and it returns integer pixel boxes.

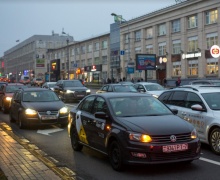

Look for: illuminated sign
[210,45,220,58]
[91,65,97,71]
[182,52,201,59]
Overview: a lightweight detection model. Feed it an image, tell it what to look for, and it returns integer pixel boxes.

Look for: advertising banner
[136,54,156,70]
[36,59,45,67]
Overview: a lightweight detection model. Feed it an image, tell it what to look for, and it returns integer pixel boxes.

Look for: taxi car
[68,93,200,171]
[133,82,166,98]
[0,83,27,113]
[9,88,69,129]
[158,85,220,155]
[54,80,91,103]
[96,83,137,94]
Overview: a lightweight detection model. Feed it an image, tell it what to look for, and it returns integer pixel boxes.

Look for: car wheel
[18,113,26,129]
[209,128,220,155]
[108,141,124,171]
[70,127,83,151]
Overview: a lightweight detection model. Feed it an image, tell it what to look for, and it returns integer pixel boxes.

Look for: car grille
[74,91,86,96]
[38,111,58,116]
[151,133,191,144]
[150,149,197,161]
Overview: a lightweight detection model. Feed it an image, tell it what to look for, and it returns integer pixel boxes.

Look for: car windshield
[202,92,220,110]
[64,81,84,87]
[110,96,172,117]
[213,82,220,86]
[144,84,165,91]
[22,91,60,102]
[24,77,29,80]
[6,85,27,93]
[113,85,137,92]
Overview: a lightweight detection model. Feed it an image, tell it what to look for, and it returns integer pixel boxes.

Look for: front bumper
[121,139,201,165]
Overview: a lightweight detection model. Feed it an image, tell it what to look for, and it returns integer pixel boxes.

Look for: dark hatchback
[9,88,69,129]
[54,80,91,102]
[68,93,201,171]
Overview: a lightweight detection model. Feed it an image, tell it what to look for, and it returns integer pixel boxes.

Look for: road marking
[200,157,220,166]
[37,128,63,136]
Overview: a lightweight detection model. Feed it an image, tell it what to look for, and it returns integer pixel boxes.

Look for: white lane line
[200,157,220,166]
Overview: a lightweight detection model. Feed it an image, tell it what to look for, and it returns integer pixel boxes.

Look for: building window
[172,19,180,33]
[188,36,198,52]
[146,45,153,54]
[87,58,92,66]
[135,47,141,53]
[94,57,100,65]
[71,48,75,56]
[135,30,141,41]
[205,9,218,25]
[158,24,166,36]
[81,46,86,54]
[87,44,92,53]
[188,15,198,28]
[188,60,198,76]
[76,47,80,55]
[206,32,218,49]
[81,60,85,67]
[102,56,107,65]
[146,27,153,39]
[124,33,130,44]
[102,40,107,49]
[207,58,218,74]
[173,62,181,76]
[172,40,181,54]
[158,42,166,56]
[94,42,99,51]
[62,63,65,70]
[76,60,80,68]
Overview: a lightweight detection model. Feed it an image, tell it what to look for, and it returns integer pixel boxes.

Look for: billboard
[136,54,156,70]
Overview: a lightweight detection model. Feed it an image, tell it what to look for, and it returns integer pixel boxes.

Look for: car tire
[108,141,124,171]
[71,127,83,151]
[209,128,220,155]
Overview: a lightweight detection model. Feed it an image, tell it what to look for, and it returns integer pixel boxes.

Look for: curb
[0,122,77,180]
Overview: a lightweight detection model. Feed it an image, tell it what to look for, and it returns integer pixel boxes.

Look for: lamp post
[111,13,131,80]
[62,31,70,80]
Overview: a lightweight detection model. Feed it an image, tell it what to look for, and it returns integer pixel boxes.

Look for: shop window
[173,62,181,76]
[188,60,198,76]
[207,58,218,74]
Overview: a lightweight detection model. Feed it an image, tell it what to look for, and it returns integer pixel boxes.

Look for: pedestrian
[131,78,134,83]
[175,77,181,87]
[163,78,167,87]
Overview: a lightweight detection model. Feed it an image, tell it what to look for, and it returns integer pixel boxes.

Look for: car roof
[105,83,133,86]
[135,82,160,85]
[6,83,24,86]
[21,88,50,92]
[166,85,220,94]
[93,92,152,98]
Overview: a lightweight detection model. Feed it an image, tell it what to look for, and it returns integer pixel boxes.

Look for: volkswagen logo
[170,135,176,142]
[46,111,51,115]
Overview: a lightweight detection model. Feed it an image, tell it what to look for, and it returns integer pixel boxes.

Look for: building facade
[3,33,73,82]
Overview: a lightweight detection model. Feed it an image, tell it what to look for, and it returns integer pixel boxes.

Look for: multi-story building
[3,33,73,82]
[119,0,220,86]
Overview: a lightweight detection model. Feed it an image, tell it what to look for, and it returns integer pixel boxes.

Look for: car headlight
[59,107,69,114]
[129,133,152,143]
[25,108,37,115]
[86,89,91,93]
[6,97,12,101]
[66,90,75,93]
[191,128,197,139]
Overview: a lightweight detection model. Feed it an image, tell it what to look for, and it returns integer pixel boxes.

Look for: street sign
[120,50,125,55]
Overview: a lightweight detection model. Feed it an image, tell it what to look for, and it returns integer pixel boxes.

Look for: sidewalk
[0,123,76,180]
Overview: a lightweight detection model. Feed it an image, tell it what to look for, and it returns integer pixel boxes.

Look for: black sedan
[68,93,201,171]
[96,83,137,93]
[9,88,69,129]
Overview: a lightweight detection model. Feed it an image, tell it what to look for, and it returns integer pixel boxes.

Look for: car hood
[22,101,65,111]
[64,87,88,91]
[117,115,192,135]
[5,93,14,97]
[148,90,165,96]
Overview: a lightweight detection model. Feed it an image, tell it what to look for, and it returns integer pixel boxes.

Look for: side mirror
[95,112,108,119]
[191,104,206,112]
[171,109,178,115]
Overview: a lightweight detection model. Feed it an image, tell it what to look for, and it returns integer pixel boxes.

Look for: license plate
[41,115,57,120]
[163,144,188,153]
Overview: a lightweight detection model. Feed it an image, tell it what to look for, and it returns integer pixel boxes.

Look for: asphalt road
[1,88,220,179]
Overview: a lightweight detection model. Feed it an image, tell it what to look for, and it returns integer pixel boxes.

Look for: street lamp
[62,31,70,80]
[111,13,131,80]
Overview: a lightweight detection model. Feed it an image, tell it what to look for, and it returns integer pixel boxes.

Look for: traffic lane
[1,112,220,179]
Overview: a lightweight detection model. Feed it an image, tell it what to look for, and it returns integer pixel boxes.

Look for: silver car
[158,85,220,155]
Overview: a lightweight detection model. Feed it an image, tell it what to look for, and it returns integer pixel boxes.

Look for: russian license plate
[41,115,57,120]
[163,144,188,153]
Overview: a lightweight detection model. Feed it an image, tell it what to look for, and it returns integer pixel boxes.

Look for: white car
[134,82,166,98]
[158,85,220,155]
